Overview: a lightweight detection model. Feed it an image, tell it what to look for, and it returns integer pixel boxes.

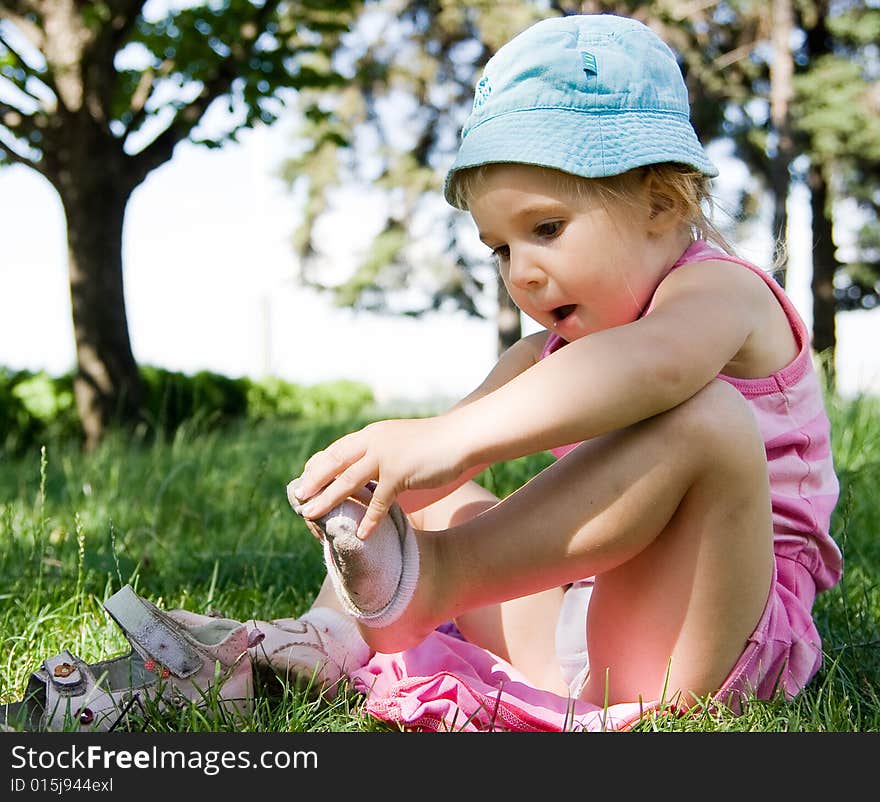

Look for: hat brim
[443,107,718,208]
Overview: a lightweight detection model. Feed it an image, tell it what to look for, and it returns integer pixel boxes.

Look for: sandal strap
[103,586,203,678]
[42,651,87,696]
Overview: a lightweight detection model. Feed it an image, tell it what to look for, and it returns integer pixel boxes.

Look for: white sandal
[247,618,348,697]
[1,585,254,732]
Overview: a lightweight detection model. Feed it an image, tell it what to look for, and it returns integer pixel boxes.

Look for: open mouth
[551,304,576,323]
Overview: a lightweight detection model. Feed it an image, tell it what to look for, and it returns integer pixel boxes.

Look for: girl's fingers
[286,424,404,537]
[297,461,376,521]
[357,481,396,540]
[294,437,365,502]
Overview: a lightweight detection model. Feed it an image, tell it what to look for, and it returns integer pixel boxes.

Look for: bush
[0,368,34,451]
[141,367,250,432]
[0,366,375,452]
[246,378,375,422]
[0,368,79,451]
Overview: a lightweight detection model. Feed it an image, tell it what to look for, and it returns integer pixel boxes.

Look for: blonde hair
[447,162,733,254]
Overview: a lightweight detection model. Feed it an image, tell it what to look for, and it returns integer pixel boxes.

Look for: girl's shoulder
[650,247,779,320]
[658,250,804,380]
[655,241,794,315]
[518,329,553,361]
[663,252,775,302]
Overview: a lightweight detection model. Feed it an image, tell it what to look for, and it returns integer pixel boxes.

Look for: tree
[794,0,880,386]
[769,0,795,287]
[288,0,552,356]
[0,0,359,448]
[287,0,744,357]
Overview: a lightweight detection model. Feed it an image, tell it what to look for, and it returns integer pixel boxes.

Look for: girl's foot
[290,487,420,629]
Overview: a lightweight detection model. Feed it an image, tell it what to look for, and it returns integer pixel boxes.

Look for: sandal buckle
[42,652,85,694]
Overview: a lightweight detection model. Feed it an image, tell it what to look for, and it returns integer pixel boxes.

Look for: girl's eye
[491,245,510,262]
[535,221,563,238]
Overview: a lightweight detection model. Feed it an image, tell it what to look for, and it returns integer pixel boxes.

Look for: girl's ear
[643,171,682,236]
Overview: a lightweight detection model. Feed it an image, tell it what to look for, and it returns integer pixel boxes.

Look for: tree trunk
[769,0,795,288]
[808,163,838,391]
[46,128,143,450]
[800,1,837,392]
[496,279,521,356]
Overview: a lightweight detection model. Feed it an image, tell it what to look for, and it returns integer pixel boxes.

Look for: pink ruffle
[349,628,657,732]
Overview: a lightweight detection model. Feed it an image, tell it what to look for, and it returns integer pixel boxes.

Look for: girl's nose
[507,250,546,289]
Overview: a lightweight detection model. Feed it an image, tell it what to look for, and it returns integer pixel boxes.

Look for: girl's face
[468,164,685,342]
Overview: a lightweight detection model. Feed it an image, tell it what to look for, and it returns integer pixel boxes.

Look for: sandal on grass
[0,585,254,732]
[246,617,347,698]
[166,606,370,699]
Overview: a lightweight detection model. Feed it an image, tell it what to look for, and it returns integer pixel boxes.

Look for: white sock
[318,498,420,629]
[300,606,372,670]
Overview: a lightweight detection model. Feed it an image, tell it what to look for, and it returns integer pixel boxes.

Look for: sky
[1,115,879,406]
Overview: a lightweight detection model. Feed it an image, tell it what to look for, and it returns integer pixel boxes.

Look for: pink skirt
[348,556,823,731]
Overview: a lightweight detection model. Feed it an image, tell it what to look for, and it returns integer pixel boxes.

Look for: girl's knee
[412,480,498,531]
[669,380,764,465]
[667,383,773,514]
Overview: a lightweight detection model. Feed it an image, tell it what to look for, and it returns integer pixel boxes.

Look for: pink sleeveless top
[540,240,842,593]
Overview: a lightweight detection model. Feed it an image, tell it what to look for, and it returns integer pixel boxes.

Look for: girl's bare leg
[357,380,774,707]
[408,481,569,694]
[307,479,568,692]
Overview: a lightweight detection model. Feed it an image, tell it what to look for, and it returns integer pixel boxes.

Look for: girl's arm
[396,330,549,512]
[446,261,763,468]
[293,261,772,538]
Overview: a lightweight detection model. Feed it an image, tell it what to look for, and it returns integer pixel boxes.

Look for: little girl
[247,14,842,731]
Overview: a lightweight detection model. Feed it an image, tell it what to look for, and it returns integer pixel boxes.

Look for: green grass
[0,397,878,732]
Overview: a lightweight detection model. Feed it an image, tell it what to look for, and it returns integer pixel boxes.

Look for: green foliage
[793,56,880,164]
[0,369,79,452]
[794,4,880,310]
[140,367,250,431]
[245,377,375,421]
[793,35,880,306]
[0,368,36,452]
[0,367,375,453]
[0,0,364,165]
[125,0,357,144]
[288,0,551,320]
[333,225,408,307]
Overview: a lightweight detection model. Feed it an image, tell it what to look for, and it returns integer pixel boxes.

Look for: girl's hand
[289,417,468,539]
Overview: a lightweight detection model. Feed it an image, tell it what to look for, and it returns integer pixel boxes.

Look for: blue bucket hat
[444,14,718,208]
